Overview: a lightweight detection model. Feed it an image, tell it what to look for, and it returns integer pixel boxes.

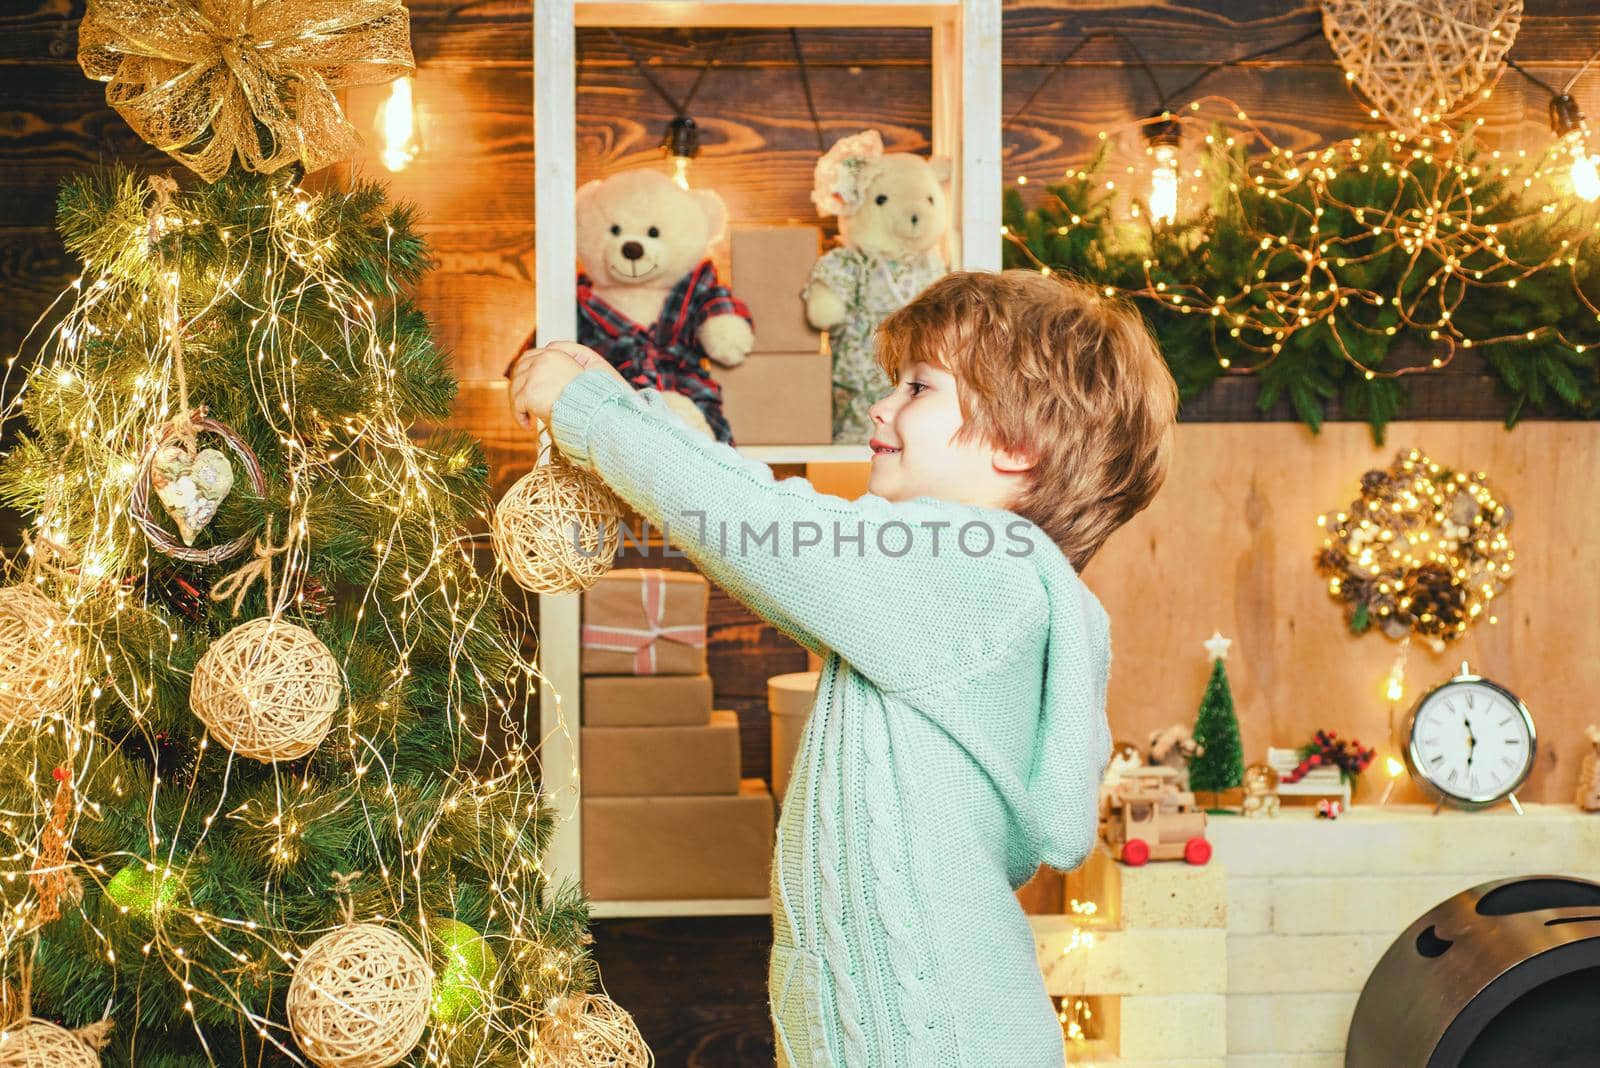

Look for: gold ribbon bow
[78,0,414,183]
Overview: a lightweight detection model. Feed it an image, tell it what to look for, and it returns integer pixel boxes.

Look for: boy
[510,270,1179,1067]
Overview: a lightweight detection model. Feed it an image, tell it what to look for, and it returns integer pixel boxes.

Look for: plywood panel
[776,424,1599,808]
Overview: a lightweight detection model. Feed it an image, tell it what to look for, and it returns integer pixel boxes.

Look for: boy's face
[866,362,1034,510]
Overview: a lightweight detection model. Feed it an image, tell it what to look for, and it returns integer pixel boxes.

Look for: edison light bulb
[378,77,421,172]
[1571,146,1600,202]
[669,154,692,190]
[1149,143,1179,225]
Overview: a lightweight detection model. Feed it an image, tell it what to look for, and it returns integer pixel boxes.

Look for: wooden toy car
[1100,766,1212,866]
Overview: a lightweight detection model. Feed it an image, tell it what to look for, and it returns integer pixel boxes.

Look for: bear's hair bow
[810,129,885,218]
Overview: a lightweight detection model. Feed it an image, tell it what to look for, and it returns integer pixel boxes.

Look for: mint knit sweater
[551,370,1113,1068]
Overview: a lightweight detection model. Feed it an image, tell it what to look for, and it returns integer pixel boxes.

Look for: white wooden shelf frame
[534,0,1000,918]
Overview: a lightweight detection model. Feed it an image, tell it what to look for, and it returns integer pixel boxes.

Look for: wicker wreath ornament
[130,414,266,566]
[190,617,342,762]
[1321,0,1522,134]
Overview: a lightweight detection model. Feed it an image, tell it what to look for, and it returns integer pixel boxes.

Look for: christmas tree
[1189,632,1244,801]
[0,3,625,1062]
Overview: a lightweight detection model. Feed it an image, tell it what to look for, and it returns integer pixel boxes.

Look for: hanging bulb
[661,115,700,190]
[1570,147,1600,202]
[1548,93,1600,202]
[1145,112,1182,226]
[378,76,421,172]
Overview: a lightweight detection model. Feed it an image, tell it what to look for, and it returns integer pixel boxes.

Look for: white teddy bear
[804,130,951,443]
[561,167,756,442]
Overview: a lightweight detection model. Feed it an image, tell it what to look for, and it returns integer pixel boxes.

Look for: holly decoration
[1283,729,1375,786]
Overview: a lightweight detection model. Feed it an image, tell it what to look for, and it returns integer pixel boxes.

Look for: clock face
[1407,677,1536,807]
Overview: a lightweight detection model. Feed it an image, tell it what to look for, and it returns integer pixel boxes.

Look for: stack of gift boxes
[580,567,776,900]
[716,226,832,445]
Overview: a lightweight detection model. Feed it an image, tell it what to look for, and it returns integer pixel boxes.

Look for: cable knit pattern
[814,689,868,1064]
[550,370,1113,1067]
[861,707,941,1066]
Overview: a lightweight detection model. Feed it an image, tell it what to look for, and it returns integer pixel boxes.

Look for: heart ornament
[1321,0,1522,135]
[151,437,235,546]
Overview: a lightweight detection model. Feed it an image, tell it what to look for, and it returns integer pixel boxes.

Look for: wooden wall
[5,0,1600,803]
[6,4,1600,1064]
[812,418,1600,807]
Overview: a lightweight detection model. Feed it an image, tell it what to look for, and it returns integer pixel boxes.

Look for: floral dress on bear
[803,246,946,443]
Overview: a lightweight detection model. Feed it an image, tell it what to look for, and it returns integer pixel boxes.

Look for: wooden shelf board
[590,896,774,919]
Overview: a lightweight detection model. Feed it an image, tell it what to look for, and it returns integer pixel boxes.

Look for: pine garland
[1003,114,1600,439]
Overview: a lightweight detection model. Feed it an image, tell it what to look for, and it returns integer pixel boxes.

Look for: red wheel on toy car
[1121,838,1150,866]
[1184,837,1212,865]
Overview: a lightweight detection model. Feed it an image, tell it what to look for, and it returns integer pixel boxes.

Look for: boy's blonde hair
[875,270,1179,571]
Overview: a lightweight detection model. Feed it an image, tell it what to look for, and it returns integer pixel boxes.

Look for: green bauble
[105,861,183,921]
[429,917,497,1025]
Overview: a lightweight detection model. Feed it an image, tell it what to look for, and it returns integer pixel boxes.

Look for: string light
[1547,94,1600,202]
[1004,96,1600,386]
[1145,111,1182,225]
[661,115,700,190]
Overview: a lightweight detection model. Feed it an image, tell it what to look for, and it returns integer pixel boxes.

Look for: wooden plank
[1087,420,1600,808]
[12,1,1600,67]
[589,915,776,1065]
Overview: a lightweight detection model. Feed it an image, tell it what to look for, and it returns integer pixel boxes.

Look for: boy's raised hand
[508,340,627,428]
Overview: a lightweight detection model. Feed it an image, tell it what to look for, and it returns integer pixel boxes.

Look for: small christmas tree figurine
[1190,631,1244,805]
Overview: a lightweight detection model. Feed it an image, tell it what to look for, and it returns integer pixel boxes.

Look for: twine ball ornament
[538,992,652,1067]
[288,923,432,1068]
[492,427,624,595]
[190,616,342,762]
[1321,0,1522,134]
[0,585,78,725]
[0,1018,110,1068]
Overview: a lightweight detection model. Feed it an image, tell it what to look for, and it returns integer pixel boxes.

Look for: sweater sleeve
[548,369,1046,691]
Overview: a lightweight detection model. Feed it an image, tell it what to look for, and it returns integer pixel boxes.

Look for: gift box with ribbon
[580,568,709,676]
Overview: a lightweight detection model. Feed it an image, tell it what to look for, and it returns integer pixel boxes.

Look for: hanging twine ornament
[190,615,342,762]
[77,0,414,183]
[129,177,267,565]
[492,422,624,595]
[0,585,78,725]
[1321,0,1522,134]
[537,992,652,1068]
[0,1019,111,1068]
[0,954,113,1068]
[288,873,432,1068]
[208,517,292,617]
[27,768,78,928]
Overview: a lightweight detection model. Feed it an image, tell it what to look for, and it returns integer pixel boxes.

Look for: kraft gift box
[582,710,742,797]
[730,226,824,354]
[716,351,832,446]
[582,673,714,727]
[580,568,708,676]
[582,779,776,900]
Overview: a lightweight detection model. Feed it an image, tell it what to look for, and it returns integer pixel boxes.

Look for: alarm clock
[1401,662,1536,812]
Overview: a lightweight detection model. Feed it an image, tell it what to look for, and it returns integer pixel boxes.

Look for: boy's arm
[548,369,1045,692]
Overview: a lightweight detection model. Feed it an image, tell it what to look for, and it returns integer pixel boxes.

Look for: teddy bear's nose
[910,214,920,226]
[621,241,645,260]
